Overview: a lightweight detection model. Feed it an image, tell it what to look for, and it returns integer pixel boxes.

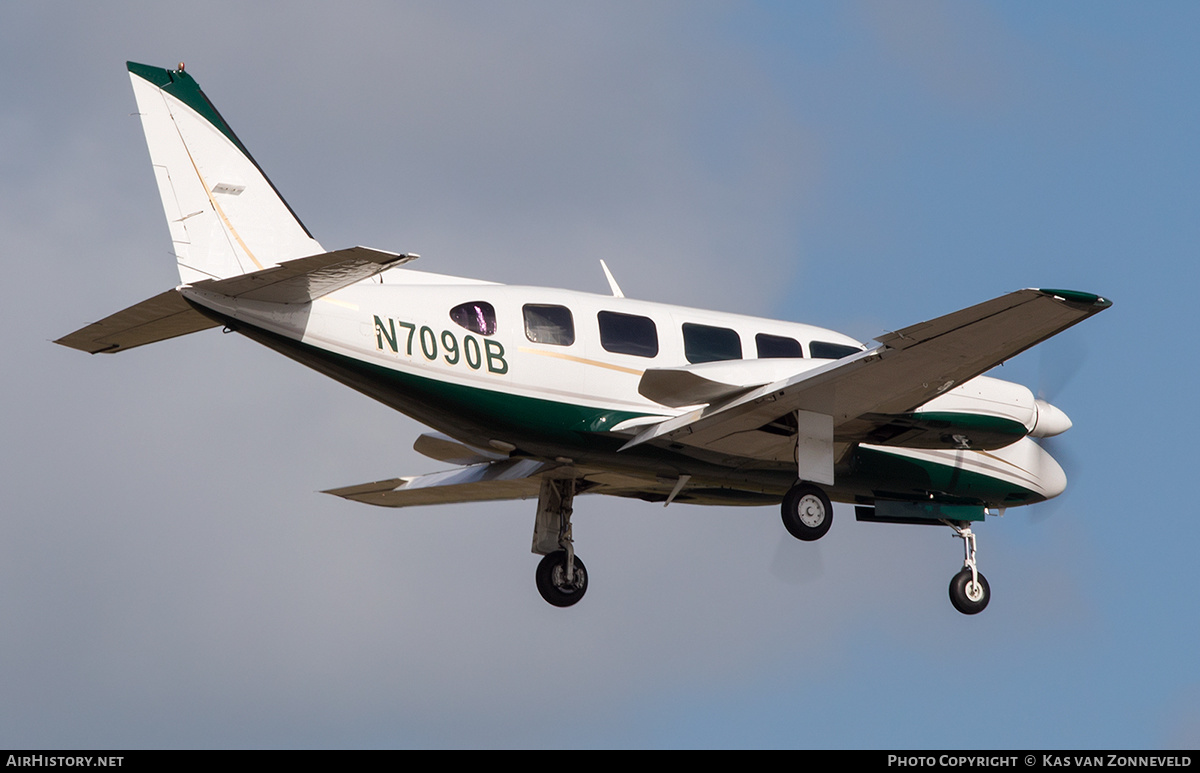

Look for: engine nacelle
[911,376,1071,447]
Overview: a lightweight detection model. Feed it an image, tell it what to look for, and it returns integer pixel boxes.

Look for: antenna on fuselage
[599,260,625,298]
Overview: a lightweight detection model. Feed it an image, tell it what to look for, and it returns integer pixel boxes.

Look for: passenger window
[598,311,658,357]
[755,333,804,359]
[683,323,742,364]
[449,301,497,336]
[810,341,861,360]
[523,304,575,346]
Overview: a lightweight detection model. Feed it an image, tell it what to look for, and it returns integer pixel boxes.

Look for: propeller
[1029,341,1090,519]
[1037,339,1089,406]
[1034,340,1089,463]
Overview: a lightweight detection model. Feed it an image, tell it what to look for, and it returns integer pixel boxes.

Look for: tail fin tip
[128,59,323,284]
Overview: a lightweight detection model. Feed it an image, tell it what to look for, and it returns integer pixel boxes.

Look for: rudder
[127,61,324,283]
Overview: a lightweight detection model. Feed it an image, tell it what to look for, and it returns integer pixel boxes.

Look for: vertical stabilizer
[127,62,324,283]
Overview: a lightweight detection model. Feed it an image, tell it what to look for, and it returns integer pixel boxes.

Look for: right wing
[622,288,1112,453]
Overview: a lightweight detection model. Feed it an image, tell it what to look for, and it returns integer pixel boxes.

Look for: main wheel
[781,483,833,541]
[535,550,588,607]
[949,568,990,615]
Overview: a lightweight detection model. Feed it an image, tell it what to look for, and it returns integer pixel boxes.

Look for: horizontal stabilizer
[194,246,415,304]
[55,247,414,354]
[324,459,558,508]
[54,289,218,354]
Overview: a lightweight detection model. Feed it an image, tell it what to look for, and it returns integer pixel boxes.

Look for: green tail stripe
[126,61,316,241]
[127,61,248,156]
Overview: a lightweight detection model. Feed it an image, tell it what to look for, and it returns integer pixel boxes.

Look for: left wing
[323,459,558,508]
[325,430,754,509]
[323,458,775,509]
[622,288,1112,453]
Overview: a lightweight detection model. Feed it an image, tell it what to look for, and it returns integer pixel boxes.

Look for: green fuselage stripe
[220,311,1046,508]
[854,446,1042,506]
[911,411,1029,439]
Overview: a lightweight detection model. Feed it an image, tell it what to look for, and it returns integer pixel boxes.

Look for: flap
[638,359,822,408]
[412,432,510,466]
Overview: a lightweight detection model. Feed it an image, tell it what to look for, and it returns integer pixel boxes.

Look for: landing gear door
[795,410,834,485]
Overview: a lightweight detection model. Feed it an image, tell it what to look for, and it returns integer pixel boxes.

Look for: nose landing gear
[946,522,990,615]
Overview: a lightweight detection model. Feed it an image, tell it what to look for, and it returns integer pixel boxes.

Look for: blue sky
[3,1,1197,749]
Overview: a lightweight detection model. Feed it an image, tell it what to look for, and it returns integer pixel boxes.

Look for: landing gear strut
[945,521,990,615]
[531,477,588,607]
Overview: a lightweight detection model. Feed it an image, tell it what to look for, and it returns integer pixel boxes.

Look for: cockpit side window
[755,333,804,359]
[598,311,658,357]
[810,341,861,360]
[449,301,497,336]
[682,323,742,364]
[523,304,575,346]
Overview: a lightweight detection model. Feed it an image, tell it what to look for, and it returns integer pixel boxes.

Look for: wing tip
[1036,288,1113,310]
[53,337,120,354]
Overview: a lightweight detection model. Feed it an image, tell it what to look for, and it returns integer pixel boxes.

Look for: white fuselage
[183,266,1066,507]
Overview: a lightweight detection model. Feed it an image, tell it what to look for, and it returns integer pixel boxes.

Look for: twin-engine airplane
[58,62,1111,615]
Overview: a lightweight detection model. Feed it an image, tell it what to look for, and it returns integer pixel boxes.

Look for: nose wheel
[946,522,990,615]
[949,568,990,614]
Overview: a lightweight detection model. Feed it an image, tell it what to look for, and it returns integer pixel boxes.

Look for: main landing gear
[527,469,992,614]
[946,521,990,615]
[535,550,588,608]
[531,477,588,607]
[780,482,833,541]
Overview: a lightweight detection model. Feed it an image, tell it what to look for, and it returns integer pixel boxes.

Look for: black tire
[781,483,833,541]
[535,550,588,607]
[949,568,990,615]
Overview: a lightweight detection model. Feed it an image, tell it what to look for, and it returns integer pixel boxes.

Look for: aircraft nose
[1030,398,1072,438]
